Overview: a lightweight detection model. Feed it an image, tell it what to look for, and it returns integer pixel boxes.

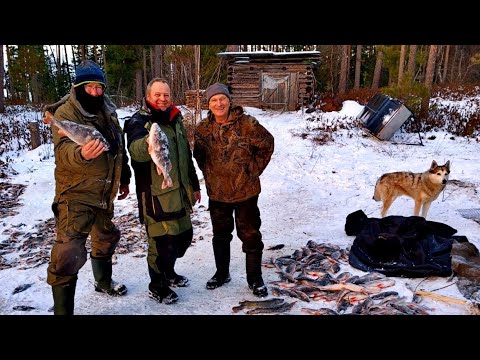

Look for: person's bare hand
[58,129,66,137]
[145,136,153,155]
[81,139,106,160]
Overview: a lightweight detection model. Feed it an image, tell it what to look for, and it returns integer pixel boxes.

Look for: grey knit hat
[205,83,231,103]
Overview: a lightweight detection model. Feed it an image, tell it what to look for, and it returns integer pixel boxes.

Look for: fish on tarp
[148,122,173,189]
[43,111,110,151]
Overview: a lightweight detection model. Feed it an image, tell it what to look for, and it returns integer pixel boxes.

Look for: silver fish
[148,122,173,189]
[43,111,110,151]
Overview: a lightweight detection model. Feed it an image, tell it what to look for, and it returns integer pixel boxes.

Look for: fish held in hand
[148,122,173,189]
[43,111,110,151]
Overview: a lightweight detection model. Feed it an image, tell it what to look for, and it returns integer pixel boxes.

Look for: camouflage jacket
[193,106,274,203]
[44,87,131,210]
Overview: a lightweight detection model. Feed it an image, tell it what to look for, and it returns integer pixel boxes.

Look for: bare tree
[6,46,15,100]
[338,45,349,93]
[0,44,4,113]
[135,69,142,102]
[154,45,161,78]
[142,47,147,95]
[425,45,438,91]
[80,45,86,61]
[102,45,106,68]
[407,45,417,79]
[398,45,406,85]
[420,45,438,119]
[442,45,450,83]
[64,45,72,87]
[371,47,384,89]
[354,45,362,89]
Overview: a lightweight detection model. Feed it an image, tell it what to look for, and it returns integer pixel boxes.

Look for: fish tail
[162,175,173,189]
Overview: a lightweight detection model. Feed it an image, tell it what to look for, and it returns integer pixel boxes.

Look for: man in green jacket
[124,78,201,304]
[43,60,132,315]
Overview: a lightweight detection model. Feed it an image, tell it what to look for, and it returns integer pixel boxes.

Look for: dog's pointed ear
[430,160,438,170]
[445,160,450,170]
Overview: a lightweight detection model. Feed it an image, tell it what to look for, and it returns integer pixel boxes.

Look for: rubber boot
[206,241,231,289]
[91,255,127,296]
[52,281,76,315]
[164,253,189,288]
[246,251,268,297]
[147,266,178,305]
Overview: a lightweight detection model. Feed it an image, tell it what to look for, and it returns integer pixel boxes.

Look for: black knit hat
[74,60,106,87]
[205,83,231,103]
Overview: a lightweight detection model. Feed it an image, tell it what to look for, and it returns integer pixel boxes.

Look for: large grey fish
[148,122,173,189]
[43,111,110,151]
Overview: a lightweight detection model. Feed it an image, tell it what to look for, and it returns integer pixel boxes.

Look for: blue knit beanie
[74,60,106,87]
[205,83,231,103]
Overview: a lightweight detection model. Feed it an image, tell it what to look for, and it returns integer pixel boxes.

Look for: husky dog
[373,160,451,218]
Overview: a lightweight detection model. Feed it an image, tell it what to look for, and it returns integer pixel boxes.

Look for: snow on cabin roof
[217,51,321,58]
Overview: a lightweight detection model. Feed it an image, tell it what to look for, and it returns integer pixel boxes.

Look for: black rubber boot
[91,255,127,296]
[206,272,231,290]
[206,241,231,289]
[148,266,178,305]
[52,281,76,315]
[246,251,268,297]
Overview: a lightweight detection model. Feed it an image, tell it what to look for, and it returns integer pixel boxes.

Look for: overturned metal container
[357,94,414,140]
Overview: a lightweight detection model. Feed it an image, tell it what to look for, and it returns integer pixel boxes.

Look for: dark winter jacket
[124,100,200,228]
[193,106,274,203]
[345,210,457,277]
[43,87,131,210]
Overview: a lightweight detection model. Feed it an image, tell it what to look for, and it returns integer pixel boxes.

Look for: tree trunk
[407,45,417,79]
[457,47,464,81]
[398,45,406,85]
[64,45,72,87]
[338,45,349,93]
[424,45,438,91]
[442,45,450,84]
[154,45,161,78]
[354,45,362,90]
[6,46,16,100]
[419,45,438,120]
[29,121,41,149]
[102,45,107,68]
[435,45,444,83]
[31,72,39,104]
[449,45,458,83]
[135,69,142,103]
[0,44,5,113]
[371,48,384,89]
[142,47,147,95]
